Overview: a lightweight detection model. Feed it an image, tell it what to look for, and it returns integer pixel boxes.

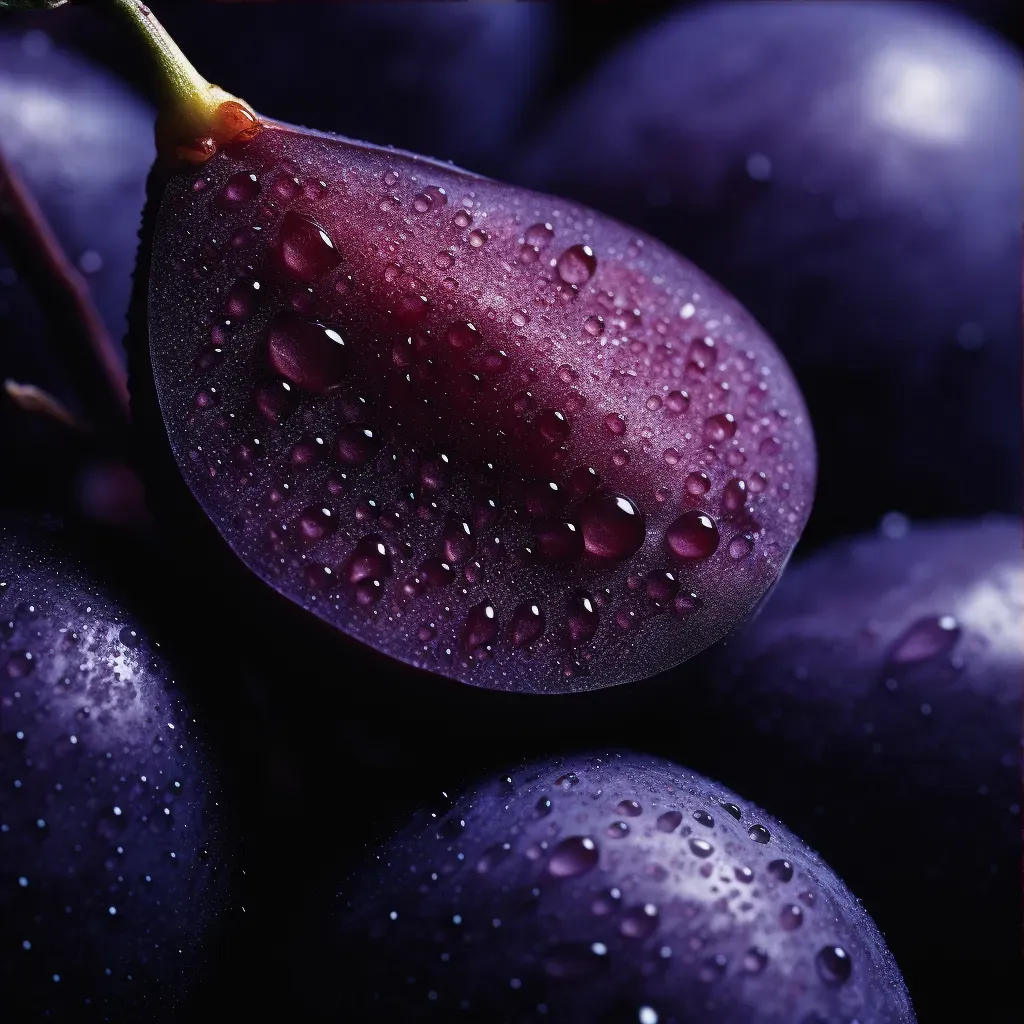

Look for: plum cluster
[0,2,1018,1022]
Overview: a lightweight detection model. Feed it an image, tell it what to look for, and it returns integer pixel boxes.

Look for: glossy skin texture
[0,522,231,1021]
[519,2,1021,544]
[136,123,814,694]
[685,520,1021,1022]
[334,752,914,1022]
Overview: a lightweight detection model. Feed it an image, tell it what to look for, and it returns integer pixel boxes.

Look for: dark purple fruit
[519,1,1021,544]
[333,752,914,1022]
[0,520,231,1021]
[684,518,1021,1022]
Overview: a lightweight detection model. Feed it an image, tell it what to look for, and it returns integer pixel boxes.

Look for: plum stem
[4,380,89,433]
[0,143,130,433]
[103,0,262,164]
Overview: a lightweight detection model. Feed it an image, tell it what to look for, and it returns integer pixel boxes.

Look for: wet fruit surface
[142,124,813,692]
[685,518,1022,1022]
[0,521,231,1021]
[332,752,914,1021]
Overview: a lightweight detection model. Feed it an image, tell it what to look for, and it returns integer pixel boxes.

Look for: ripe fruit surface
[519,1,1021,543]
[685,519,1021,1022]
[0,520,231,1021]
[136,123,814,693]
[333,751,914,1022]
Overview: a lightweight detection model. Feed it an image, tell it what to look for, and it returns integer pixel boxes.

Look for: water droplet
[578,492,646,561]
[743,947,769,974]
[690,837,715,857]
[479,349,509,374]
[3,651,32,678]
[689,336,717,374]
[684,472,711,496]
[645,571,679,606]
[604,413,626,436]
[468,229,489,248]
[535,520,583,562]
[767,859,793,883]
[509,602,545,648]
[298,506,336,544]
[698,954,729,982]
[779,904,804,931]
[889,615,961,664]
[728,534,754,560]
[656,810,682,832]
[693,810,714,828]
[666,511,720,561]
[220,171,259,204]
[253,379,299,423]
[735,866,754,884]
[584,315,605,337]
[418,557,454,587]
[452,209,472,228]
[747,824,771,844]
[543,942,608,980]
[548,836,598,878]
[336,424,380,466]
[620,903,659,938]
[704,413,737,443]
[722,478,747,512]
[591,887,622,915]
[413,185,447,213]
[344,535,392,587]
[266,312,346,394]
[534,796,552,818]
[816,946,852,986]
[441,517,474,563]
[525,222,554,247]
[566,592,600,646]
[607,821,630,839]
[224,277,260,320]
[463,601,498,653]
[720,801,742,819]
[665,390,690,414]
[535,409,571,444]
[276,211,341,281]
[616,800,642,817]
[556,772,580,789]
[556,244,597,285]
[475,842,512,874]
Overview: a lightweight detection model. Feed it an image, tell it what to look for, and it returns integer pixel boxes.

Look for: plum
[331,751,915,1022]
[680,519,1021,1021]
[0,518,232,1020]
[518,1,1021,544]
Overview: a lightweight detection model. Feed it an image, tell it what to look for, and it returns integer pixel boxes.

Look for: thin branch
[0,142,130,433]
[4,379,89,433]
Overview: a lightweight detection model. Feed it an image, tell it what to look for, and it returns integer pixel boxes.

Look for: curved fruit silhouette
[0,519,231,1021]
[519,1,1021,544]
[116,1,814,693]
[333,751,915,1022]
[684,519,1021,1022]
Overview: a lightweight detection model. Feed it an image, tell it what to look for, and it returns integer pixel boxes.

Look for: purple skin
[0,521,231,1021]
[333,752,915,1023]
[518,2,1021,543]
[682,520,1021,1023]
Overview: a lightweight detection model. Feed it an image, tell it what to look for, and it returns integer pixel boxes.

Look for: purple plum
[332,751,915,1022]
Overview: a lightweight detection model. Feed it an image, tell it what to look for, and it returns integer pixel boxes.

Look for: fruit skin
[518,1,1021,545]
[127,119,814,695]
[0,519,232,1021]
[330,750,915,1022]
[681,519,1021,1023]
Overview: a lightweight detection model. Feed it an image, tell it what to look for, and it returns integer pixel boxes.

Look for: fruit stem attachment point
[102,0,262,165]
[0,142,130,433]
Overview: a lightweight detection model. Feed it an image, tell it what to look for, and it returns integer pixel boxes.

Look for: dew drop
[479,349,509,374]
[591,887,622,915]
[298,506,336,544]
[253,379,299,423]
[620,903,659,938]
[645,571,679,606]
[606,821,630,839]
[336,424,380,466]
[220,171,259,204]
[534,796,552,818]
[452,209,472,228]
[656,810,682,833]
[816,946,852,986]
[525,222,554,247]
[543,942,608,980]
[578,492,646,561]
[779,904,804,931]
[275,211,341,282]
[344,536,392,587]
[616,800,642,817]
[463,600,498,653]
[722,478,747,512]
[748,824,771,844]
[743,947,769,974]
[468,229,489,248]
[889,615,961,665]
[767,859,793,883]
[556,244,597,285]
[685,472,710,496]
[265,311,346,394]
[548,836,599,878]
[693,810,714,828]
[584,315,605,337]
[535,409,571,444]
[556,772,579,789]
[689,838,714,858]
[224,277,260,320]
[665,390,690,414]
[418,557,454,587]
[535,520,583,562]
[566,592,600,646]
[704,413,737,443]
[720,801,742,820]
[666,511,719,561]
[728,534,754,560]
[475,842,512,874]
[509,602,545,648]
[604,413,626,436]
[735,866,754,884]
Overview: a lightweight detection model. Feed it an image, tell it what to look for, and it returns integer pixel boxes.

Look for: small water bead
[344,536,392,586]
[889,615,961,664]
[336,425,380,466]
[418,558,454,587]
[446,321,481,352]
[720,801,742,820]
[616,799,643,817]
[684,472,711,496]
[688,838,714,858]
[275,211,341,282]
[254,379,299,423]
[606,821,630,839]
[698,954,729,982]
[688,336,718,373]
[748,471,768,494]
[556,772,580,789]
[220,171,259,204]
[382,170,399,186]
[413,186,447,213]
[748,824,771,844]
[735,866,754,884]
[591,887,623,916]
[547,836,598,878]
[535,409,571,444]
[479,349,509,374]
[475,842,512,874]
[645,571,679,607]
[566,592,600,646]
[542,942,608,980]
[620,903,659,939]
[673,591,703,619]
[743,948,769,974]
[656,810,683,833]
[816,946,852,986]
[298,507,336,544]
[722,478,747,512]
[767,859,793,883]
[567,465,600,497]
[265,312,346,394]
[611,450,630,468]
[663,448,681,466]
[604,413,626,436]
[578,492,646,561]
[441,518,474,564]
[779,904,804,931]
[583,315,605,337]
[535,520,583,562]
[468,229,489,248]
[224,277,260,320]
[4,650,33,678]
[452,210,472,228]
[556,244,597,285]
[693,810,714,828]
[666,511,720,561]
[759,436,782,456]
[704,413,737,443]
[665,390,690,414]
[524,222,554,247]
[728,534,754,560]
[463,601,498,653]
